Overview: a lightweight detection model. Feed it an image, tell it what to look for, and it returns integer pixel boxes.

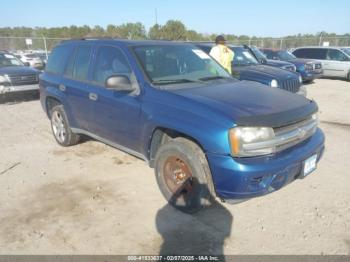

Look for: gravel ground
[0,79,349,255]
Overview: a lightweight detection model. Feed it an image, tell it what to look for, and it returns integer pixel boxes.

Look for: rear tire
[154,137,215,213]
[50,105,80,146]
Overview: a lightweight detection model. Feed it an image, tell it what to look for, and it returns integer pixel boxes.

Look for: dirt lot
[0,79,349,255]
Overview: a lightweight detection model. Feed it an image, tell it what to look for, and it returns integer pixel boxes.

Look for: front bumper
[206,128,325,200]
[0,84,39,94]
[301,70,323,81]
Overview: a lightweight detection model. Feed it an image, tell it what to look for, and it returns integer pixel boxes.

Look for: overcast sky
[1,0,349,37]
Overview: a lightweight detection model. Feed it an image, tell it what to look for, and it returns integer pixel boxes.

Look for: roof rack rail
[60,37,130,43]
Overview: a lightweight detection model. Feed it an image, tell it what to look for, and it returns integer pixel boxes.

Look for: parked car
[0,51,40,95]
[292,46,350,81]
[40,39,325,213]
[247,46,297,71]
[194,43,305,96]
[35,52,49,67]
[15,53,45,70]
[260,48,323,83]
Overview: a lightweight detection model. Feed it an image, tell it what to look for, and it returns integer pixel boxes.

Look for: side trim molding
[71,128,148,162]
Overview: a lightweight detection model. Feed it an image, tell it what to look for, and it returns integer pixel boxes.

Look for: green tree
[115,22,146,39]
[148,24,162,39]
[160,20,187,40]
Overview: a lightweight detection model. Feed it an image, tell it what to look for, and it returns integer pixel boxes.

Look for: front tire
[50,105,80,146]
[154,137,215,213]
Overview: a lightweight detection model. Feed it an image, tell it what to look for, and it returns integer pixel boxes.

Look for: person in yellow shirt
[209,35,234,74]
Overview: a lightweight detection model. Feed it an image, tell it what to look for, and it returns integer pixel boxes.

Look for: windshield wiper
[199,76,232,81]
[152,79,202,85]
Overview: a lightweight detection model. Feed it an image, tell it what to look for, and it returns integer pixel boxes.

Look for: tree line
[0,20,349,50]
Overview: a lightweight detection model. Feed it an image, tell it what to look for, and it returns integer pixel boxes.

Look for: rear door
[85,45,142,152]
[63,44,94,130]
[324,49,350,77]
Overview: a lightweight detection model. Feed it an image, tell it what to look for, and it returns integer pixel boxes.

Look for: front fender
[139,107,232,159]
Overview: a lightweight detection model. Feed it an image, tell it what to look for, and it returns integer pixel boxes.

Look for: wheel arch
[45,96,62,119]
[148,127,206,168]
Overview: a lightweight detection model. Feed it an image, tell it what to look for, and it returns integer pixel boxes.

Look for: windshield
[276,50,296,60]
[230,47,259,66]
[250,47,267,60]
[132,45,232,86]
[341,48,350,56]
[0,53,24,67]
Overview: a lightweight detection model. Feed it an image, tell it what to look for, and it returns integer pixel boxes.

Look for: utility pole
[318,32,323,46]
[155,8,158,24]
[41,34,48,59]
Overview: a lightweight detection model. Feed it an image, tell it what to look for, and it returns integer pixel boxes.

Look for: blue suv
[40,39,325,213]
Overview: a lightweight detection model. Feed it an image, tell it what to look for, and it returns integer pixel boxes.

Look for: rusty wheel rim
[163,155,193,197]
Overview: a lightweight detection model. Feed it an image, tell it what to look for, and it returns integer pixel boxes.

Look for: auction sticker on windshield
[4,54,15,58]
[304,154,317,177]
[192,49,211,59]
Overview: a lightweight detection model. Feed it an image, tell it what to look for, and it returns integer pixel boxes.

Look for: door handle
[58,84,66,92]
[89,93,98,101]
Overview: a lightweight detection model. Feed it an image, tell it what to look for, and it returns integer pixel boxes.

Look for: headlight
[270,79,278,87]
[299,75,303,83]
[229,127,275,157]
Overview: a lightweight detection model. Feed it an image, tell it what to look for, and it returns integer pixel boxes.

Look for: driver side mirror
[105,75,136,92]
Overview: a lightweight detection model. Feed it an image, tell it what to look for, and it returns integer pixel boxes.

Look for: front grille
[280,78,301,93]
[273,116,318,152]
[305,64,313,71]
[8,74,38,86]
[314,63,322,70]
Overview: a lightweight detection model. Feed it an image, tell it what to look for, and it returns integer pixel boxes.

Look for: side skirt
[71,128,148,163]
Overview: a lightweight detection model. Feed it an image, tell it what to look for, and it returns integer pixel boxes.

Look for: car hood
[266,59,293,67]
[288,58,317,67]
[234,64,298,82]
[170,80,317,127]
[0,66,40,76]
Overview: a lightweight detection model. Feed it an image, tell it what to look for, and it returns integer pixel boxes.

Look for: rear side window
[46,44,74,74]
[326,49,349,61]
[71,45,92,81]
[93,46,131,85]
[293,48,327,59]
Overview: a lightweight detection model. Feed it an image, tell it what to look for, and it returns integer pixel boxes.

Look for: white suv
[293,47,350,81]
[15,53,44,70]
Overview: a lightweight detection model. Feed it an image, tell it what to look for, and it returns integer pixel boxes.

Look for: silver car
[293,47,350,81]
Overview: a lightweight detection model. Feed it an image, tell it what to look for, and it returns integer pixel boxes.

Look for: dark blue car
[194,43,305,96]
[40,39,325,213]
[248,46,297,71]
[260,48,323,82]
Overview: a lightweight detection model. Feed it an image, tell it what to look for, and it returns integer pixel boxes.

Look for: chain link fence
[1,36,350,53]
[0,36,66,53]
[241,36,350,49]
